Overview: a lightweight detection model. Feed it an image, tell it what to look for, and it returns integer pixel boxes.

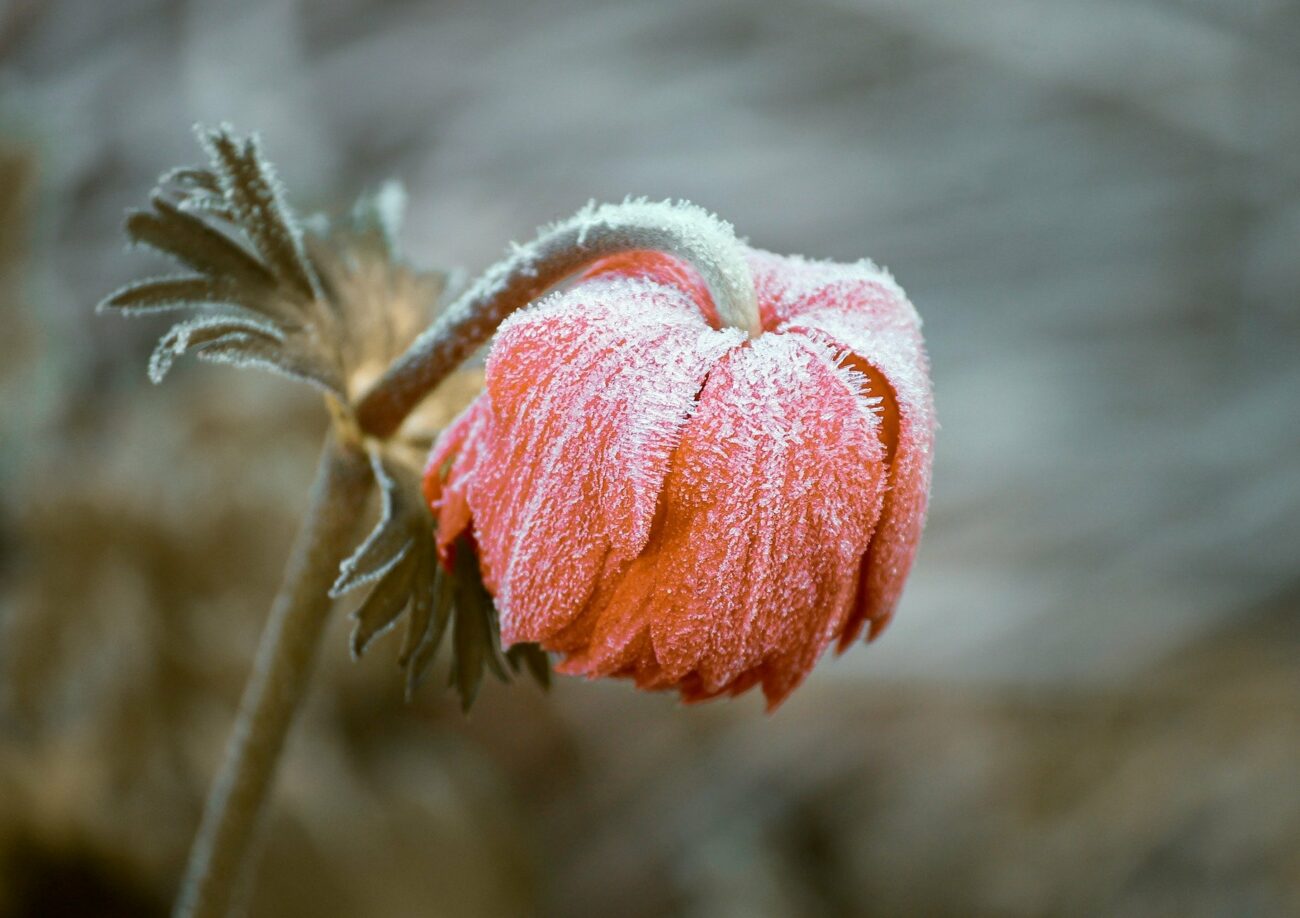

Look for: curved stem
[174,200,759,915]
[355,199,759,438]
[174,435,373,918]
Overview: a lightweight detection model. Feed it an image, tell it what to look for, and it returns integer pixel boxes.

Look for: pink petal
[750,250,935,646]
[581,251,720,328]
[423,396,492,573]
[562,332,889,708]
[471,275,745,646]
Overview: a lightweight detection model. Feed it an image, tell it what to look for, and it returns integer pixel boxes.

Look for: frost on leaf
[99,124,451,403]
[100,124,536,708]
[333,449,549,710]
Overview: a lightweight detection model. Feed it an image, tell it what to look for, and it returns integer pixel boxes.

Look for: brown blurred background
[2,1,1299,915]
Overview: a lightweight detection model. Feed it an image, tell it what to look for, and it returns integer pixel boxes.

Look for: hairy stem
[175,436,373,918]
[174,200,758,914]
[355,199,759,438]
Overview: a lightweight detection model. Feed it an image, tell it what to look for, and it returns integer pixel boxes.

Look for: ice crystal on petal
[557,333,887,707]
[756,251,935,644]
[474,277,743,641]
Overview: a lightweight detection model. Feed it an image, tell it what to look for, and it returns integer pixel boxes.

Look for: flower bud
[424,248,934,708]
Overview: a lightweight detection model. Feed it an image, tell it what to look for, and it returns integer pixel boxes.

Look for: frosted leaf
[104,125,542,708]
[350,180,407,254]
[192,337,345,395]
[400,548,453,699]
[176,190,237,223]
[331,450,416,597]
[505,643,551,688]
[106,125,448,404]
[148,314,284,384]
[99,275,228,315]
[198,125,322,301]
[448,532,508,710]
[157,167,222,196]
[340,448,547,706]
[349,549,419,658]
[126,196,276,294]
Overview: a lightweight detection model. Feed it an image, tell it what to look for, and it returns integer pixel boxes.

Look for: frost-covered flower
[423,249,934,707]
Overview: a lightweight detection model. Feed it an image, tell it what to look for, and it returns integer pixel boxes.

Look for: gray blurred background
[2,1,1298,915]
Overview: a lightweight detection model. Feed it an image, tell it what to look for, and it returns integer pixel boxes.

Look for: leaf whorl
[334,450,549,710]
[101,124,449,405]
[100,124,545,710]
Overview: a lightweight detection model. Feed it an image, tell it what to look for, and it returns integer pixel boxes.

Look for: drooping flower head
[423,246,934,708]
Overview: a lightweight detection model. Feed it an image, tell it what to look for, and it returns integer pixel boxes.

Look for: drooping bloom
[423,248,934,708]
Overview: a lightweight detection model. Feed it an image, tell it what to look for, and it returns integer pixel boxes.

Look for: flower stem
[174,435,373,918]
[355,199,759,438]
[174,200,758,915]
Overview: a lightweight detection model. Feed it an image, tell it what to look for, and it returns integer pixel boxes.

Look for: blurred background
[2,0,1298,915]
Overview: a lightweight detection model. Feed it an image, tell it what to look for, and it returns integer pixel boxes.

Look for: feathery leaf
[201,128,320,301]
[193,336,345,394]
[402,555,455,700]
[506,643,552,689]
[158,167,222,195]
[448,533,509,709]
[98,275,226,315]
[126,197,276,292]
[349,550,419,658]
[331,452,416,596]
[148,315,283,383]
